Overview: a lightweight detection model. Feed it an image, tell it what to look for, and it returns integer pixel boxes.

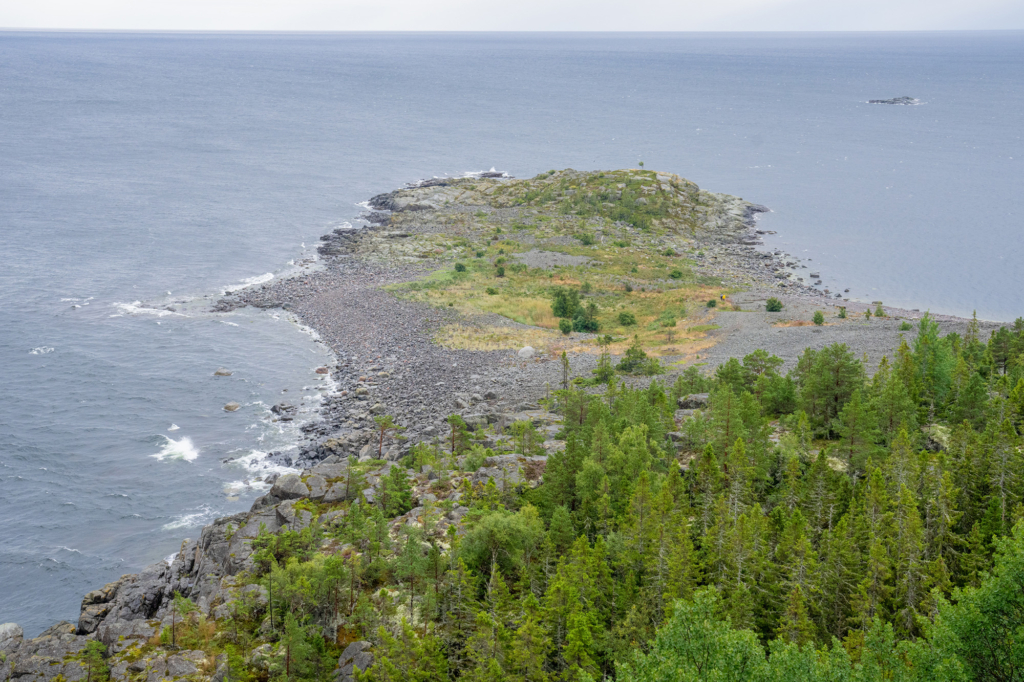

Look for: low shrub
[618,311,637,326]
[706,299,717,308]
[496,266,505,278]
[454,262,467,273]
[559,319,572,335]
[485,287,498,295]
[765,297,783,312]
[813,310,825,325]
[669,269,683,280]
[899,321,913,331]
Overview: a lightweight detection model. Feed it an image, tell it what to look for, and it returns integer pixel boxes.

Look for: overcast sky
[2,0,1023,31]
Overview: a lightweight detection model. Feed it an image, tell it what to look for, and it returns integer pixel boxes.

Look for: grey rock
[369,403,386,415]
[336,641,374,682]
[517,346,536,359]
[0,623,22,643]
[270,473,309,500]
[323,481,350,503]
[37,622,75,639]
[321,509,348,527]
[677,393,709,409]
[463,414,488,431]
[311,462,348,479]
[305,474,328,500]
[483,390,498,400]
[276,500,313,530]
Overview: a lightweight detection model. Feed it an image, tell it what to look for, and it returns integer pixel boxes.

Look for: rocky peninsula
[2,168,1001,682]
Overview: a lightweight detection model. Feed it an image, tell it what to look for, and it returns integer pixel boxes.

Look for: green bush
[485,287,498,295]
[551,287,580,318]
[765,297,783,312]
[618,311,637,326]
[613,240,630,248]
[838,306,847,319]
[624,282,634,293]
[813,310,825,325]
[454,262,467,273]
[658,311,677,328]
[706,299,717,308]
[495,266,505,278]
[631,266,639,273]
[663,248,676,257]
[559,318,572,335]
[475,250,485,258]
[572,301,600,333]
[581,281,592,294]
[669,269,684,280]
[875,304,887,317]
[900,321,913,331]
[578,233,596,246]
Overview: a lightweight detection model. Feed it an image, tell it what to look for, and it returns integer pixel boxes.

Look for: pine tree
[816,512,862,640]
[891,485,927,637]
[986,419,1022,531]
[548,506,576,556]
[775,586,816,645]
[836,389,880,482]
[691,444,724,533]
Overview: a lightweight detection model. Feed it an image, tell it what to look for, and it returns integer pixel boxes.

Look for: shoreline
[2,169,1015,675]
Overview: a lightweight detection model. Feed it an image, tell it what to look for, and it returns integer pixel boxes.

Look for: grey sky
[2,0,1023,31]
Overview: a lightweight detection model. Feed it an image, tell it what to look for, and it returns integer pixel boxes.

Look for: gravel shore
[219,257,574,469]
[211,175,1009,469]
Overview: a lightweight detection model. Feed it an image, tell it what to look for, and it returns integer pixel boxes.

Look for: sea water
[1,31,1021,634]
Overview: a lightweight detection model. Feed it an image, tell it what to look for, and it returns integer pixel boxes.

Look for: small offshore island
[4,169,1023,682]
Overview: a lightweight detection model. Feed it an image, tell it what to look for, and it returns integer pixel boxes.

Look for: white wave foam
[168,424,179,431]
[111,301,185,318]
[220,321,239,327]
[162,505,215,531]
[356,201,372,210]
[30,347,54,355]
[222,272,274,294]
[55,545,82,554]
[462,167,509,178]
[151,435,199,462]
[232,449,297,477]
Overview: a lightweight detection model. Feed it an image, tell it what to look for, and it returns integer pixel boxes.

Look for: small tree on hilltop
[374,414,404,459]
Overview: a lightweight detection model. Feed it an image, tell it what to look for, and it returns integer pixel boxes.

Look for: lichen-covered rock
[1,631,89,682]
[677,393,709,409]
[305,473,327,500]
[270,473,309,500]
[335,641,373,682]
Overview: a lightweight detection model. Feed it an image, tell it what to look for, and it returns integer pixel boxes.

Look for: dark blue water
[1,31,1022,635]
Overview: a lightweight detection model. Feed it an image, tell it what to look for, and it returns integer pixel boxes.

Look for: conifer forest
[169,315,1024,682]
